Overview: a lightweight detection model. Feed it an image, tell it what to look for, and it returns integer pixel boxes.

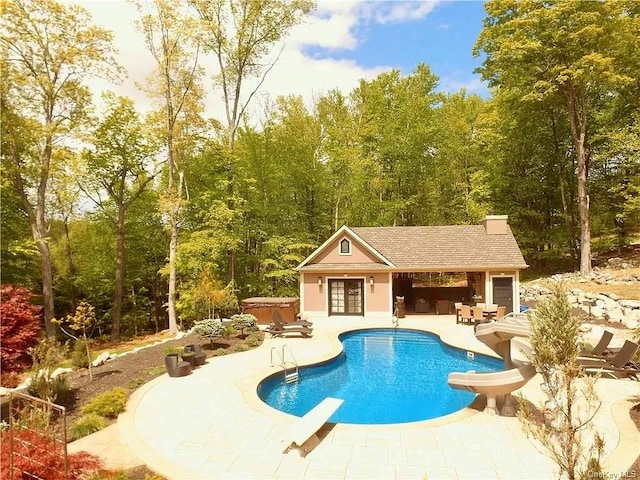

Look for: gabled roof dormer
[296,225,395,270]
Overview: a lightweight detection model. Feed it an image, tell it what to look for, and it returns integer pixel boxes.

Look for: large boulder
[92,351,110,367]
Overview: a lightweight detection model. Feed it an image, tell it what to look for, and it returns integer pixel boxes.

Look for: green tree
[1,0,120,334]
[52,302,97,381]
[134,0,205,334]
[81,94,160,340]
[475,0,640,274]
[519,282,603,480]
[189,0,315,282]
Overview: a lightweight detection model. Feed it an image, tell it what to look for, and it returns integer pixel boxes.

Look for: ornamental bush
[192,318,224,347]
[81,387,127,419]
[72,413,107,439]
[230,313,257,336]
[0,285,42,373]
[0,430,103,480]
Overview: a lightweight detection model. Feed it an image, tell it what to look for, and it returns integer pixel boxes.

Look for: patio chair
[485,303,498,313]
[454,302,463,323]
[459,305,473,325]
[578,330,614,359]
[579,340,639,379]
[184,343,207,366]
[472,306,489,331]
[495,306,506,320]
[436,300,450,315]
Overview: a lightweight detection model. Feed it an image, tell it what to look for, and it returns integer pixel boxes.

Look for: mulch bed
[57,331,263,478]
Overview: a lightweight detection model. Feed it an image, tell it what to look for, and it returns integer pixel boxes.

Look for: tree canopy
[1,0,638,339]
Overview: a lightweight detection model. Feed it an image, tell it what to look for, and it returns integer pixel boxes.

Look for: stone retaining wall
[520,282,640,330]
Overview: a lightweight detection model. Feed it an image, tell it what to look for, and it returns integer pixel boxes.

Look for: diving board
[282,397,343,456]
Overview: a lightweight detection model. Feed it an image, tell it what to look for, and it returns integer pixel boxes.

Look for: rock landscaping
[521,270,640,330]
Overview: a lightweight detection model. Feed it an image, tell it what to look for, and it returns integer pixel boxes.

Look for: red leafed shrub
[0,430,103,480]
[0,285,43,373]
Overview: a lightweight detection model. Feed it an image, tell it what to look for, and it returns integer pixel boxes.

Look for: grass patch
[145,365,167,377]
[92,332,173,357]
[124,378,146,390]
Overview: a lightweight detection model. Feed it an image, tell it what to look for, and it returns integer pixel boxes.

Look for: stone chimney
[482,215,508,234]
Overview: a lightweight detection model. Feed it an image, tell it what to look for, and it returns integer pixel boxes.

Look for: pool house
[296,215,528,320]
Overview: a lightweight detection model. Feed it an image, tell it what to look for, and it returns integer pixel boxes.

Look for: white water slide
[447,314,537,415]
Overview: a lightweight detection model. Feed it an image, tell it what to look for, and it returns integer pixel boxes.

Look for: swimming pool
[258,328,502,424]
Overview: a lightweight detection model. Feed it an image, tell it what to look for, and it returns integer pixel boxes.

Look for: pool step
[285,372,299,383]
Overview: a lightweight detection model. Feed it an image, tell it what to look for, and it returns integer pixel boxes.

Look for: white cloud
[63,0,441,125]
[438,76,488,97]
[371,1,439,24]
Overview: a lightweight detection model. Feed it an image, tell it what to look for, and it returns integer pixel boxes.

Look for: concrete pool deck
[70,315,640,479]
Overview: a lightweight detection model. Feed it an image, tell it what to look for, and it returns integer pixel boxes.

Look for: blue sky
[302,1,487,94]
[74,0,489,120]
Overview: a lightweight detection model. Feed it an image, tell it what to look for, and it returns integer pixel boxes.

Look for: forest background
[2,0,640,341]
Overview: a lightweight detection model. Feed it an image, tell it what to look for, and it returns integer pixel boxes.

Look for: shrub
[72,338,91,369]
[192,318,224,347]
[223,325,237,338]
[27,373,70,405]
[52,302,97,381]
[81,387,128,418]
[27,337,69,403]
[163,346,179,355]
[518,281,603,479]
[233,344,250,353]
[230,313,257,336]
[0,285,42,373]
[72,413,107,439]
[244,333,262,348]
[0,430,103,479]
[212,348,227,357]
[0,371,22,388]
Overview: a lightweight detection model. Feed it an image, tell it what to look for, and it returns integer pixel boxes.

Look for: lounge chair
[268,311,313,338]
[578,330,614,359]
[294,313,314,327]
[579,340,639,379]
[266,323,313,338]
[274,310,313,328]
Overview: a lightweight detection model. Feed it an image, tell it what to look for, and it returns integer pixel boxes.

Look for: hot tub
[241,297,300,325]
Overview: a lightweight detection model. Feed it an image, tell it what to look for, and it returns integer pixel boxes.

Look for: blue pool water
[258,328,502,424]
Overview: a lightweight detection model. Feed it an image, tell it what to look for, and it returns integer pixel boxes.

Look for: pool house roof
[297,217,528,272]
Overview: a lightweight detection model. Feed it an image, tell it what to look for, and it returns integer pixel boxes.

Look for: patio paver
[72,315,640,479]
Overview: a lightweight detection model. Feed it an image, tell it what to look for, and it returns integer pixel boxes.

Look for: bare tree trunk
[33,224,56,336]
[564,82,591,275]
[576,147,591,274]
[16,162,55,336]
[112,203,126,340]
[168,215,179,333]
[63,215,77,310]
